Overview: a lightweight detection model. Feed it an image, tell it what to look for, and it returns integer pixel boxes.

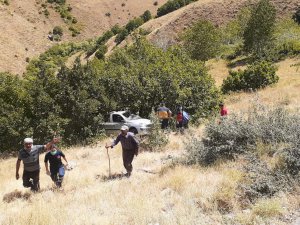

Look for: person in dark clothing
[44,144,68,188]
[105,125,139,177]
[16,137,59,192]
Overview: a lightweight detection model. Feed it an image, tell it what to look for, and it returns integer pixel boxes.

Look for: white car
[101,111,152,135]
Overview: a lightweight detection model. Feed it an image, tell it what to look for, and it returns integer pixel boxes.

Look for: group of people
[16,126,138,192]
[16,137,68,191]
[156,103,190,131]
[16,103,228,192]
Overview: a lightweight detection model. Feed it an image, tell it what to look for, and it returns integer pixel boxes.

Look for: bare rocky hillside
[0,0,167,74]
[1,0,299,74]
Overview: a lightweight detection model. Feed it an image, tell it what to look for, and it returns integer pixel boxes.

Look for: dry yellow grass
[210,57,300,112]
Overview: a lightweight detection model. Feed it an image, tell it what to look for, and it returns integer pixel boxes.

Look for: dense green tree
[101,38,221,119]
[125,17,144,33]
[182,20,221,61]
[243,0,276,58]
[141,10,152,22]
[115,28,129,44]
[0,73,30,152]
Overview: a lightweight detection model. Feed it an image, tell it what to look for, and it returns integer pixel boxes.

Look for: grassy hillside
[0,57,299,225]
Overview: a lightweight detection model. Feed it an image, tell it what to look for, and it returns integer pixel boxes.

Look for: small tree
[53,26,63,36]
[111,24,122,35]
[182,19,221,61]
[141,10,152,22]
[140,111,169,151]
[222,61,278,93]
[292,7,300,24]
[125,17,144,33]
[115,28,129,44]
[95,45,108,60]
[243,0,276,58]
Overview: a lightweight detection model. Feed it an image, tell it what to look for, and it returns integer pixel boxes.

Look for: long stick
[106,147,111,178]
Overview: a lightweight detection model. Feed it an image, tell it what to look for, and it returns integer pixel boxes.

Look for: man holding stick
[105,125,139,177]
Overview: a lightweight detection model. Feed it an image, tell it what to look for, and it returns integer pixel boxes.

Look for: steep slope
[142,0,300,48]
[0,0,167,74]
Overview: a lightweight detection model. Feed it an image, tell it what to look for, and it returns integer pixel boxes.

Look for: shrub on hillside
[243,0,276,59]
[140,111,169,151]
[274,18,300,56]
[182,19,221,61]
[96,31,114,46]
[292,7,300,24]
[115,28,129,44]
[184,103,300,167]
[221,61,278,93]
[111,24,122,35]
[141,10,152,22]
[157,0,197,17]
[125,17,144,33]
[95,45,108,60]
[53,26,63,36]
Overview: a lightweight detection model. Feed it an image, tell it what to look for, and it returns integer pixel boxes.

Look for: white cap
[120,125,129,131]
[24,138,33,144]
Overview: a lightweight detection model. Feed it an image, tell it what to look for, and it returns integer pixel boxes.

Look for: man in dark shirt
[16,137,59,191]
[44,144,68,188]
[106,125,139,177]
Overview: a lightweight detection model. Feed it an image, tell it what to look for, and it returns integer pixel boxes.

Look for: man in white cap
[16,137,59,191]
[106,125,139,177]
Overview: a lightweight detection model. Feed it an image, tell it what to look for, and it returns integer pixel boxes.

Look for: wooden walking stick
[105,143,111,178]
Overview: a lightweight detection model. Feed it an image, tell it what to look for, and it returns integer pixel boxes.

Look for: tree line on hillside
[0,39,221,152]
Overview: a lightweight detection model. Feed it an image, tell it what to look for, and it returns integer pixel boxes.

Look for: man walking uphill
[16,137,59,192]
[106,125,139,177]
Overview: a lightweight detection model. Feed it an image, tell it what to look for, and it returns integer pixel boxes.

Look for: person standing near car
[157,103,172,129]
[16,137,59,192]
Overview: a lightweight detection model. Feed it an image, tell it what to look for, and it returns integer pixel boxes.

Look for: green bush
[95,45,108,60]
[222,61,278,93]
[96,31,114,45]
[125,17,144,33]
[0,73,30,152]
[111,24,122,35]
[182,19,221,61]
[140,111,169,151]
[115,28,129,44]
[53,26,63,36]
[274,18,300,56]
[292,7,300,24]
[185,103,300,167]
[69,26,80,36]
[243,0,276,59]
[157,0,197,17]
[141,10,152,22]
